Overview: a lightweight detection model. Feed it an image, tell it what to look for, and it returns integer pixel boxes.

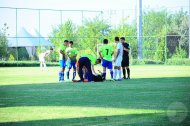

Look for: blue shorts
[102,59,112,69]
[59,60,66,68]
[67,61,76,69]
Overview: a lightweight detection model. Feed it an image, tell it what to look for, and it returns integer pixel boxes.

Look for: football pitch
[0,65,190,125]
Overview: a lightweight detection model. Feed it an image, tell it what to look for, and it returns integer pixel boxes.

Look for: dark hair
[97,58,101,64]
[103,39,108,44]
[69,41,73,45]
[115,37,119,41]
[50,47,53,50]
[120,37,125,40]
[64,40,69,43]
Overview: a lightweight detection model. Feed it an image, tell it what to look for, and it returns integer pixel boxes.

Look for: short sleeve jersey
[82,54,96,65]
[116,42,123,59]
[65,47,78,61]
[122,42,130,58]
[99,45,113,61]
[58,45,67,60]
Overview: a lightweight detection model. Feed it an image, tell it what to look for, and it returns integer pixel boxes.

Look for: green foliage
[0,61,59,67]
[172,47,187,59]
[49,20,77,61]
[77,18,110,55]
[166,59,190,65]
[8,54,15,61]
[0,23,9,60]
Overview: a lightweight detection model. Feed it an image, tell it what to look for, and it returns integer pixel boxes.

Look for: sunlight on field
[0,65,190,85]
[0,106,166,123]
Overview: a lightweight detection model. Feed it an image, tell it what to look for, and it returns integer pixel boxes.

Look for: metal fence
[0,5,189,63]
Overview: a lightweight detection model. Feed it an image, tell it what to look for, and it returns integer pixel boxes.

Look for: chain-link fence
[0,5,189,64]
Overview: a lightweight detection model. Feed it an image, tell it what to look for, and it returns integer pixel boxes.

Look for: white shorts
[114,57,122,66]
[39,55,45,62]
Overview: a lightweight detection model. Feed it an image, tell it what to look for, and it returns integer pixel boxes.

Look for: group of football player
[58,36,130,82]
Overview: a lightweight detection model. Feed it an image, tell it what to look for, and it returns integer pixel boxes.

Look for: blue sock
[103,72,106,80]
[59,72,62,81]
[61,72,64,81]
[73,71,76,80]
[110,71,113,79]
[66,71,69,79]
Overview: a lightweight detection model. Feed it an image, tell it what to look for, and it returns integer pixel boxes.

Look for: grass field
[0,65,190,125]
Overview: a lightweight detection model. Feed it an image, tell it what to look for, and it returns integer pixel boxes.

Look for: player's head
[49,47,54,52]
[120,37,125,43]
[103,39,108,44]
[69,41,73,47]
[96,58,101,64]
[64,40,69,46]
[115,37,119,43]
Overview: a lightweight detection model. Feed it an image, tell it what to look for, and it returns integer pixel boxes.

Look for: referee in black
[120,37,130,79]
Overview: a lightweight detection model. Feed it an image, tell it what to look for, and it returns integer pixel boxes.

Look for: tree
[49,20,77,61]
[0,23,9,60]
[76,18,110,55]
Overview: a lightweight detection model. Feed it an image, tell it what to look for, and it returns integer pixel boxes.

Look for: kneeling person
[77,54,101,82]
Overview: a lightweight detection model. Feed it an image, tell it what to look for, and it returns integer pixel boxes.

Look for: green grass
[0,65,190,125]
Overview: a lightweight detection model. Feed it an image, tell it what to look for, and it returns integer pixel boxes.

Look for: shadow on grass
[1,112,190,126]
[0,77,190,110]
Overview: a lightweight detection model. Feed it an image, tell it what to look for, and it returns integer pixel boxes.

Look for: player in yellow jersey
[99,39,114,80]
[65,41,78,80]
[58,40,68,82]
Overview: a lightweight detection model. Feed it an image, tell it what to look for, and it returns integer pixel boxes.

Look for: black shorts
[122,58,129,67]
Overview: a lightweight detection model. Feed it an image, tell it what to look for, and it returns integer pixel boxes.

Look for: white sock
[43,63,46,68]
[118,70,122,79]
[113,69,117,79]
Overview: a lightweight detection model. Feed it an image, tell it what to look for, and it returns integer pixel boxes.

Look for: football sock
[110,70,113,79]
[123,68,126,78]
[113,69,117,80]
[66,71,69,79]
[61,72,64,80]
[127,68,130,78]
[43,63,46,68]
[118,70,122,79]
[59,72,61,81]
[73,71,76,80]
[103,72,106,80]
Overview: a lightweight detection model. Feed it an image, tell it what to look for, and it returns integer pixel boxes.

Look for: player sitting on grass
[75,54,101,82]
[39,47,53,71]
[65,41,78,80]
[58,40,68,82]
[99,39,114,80]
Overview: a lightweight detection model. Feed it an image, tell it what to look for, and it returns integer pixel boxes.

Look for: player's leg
[59,60,66,81]
[66,61,71,80]
[113,66,118,80]
[108,61,113,79]
[116,58,122,80]
[72,62,77,80]
[43,61,47,70]
[102,59,107,80]
[126,59,130,79]
[122,60,126,79]
[85,60,93,82]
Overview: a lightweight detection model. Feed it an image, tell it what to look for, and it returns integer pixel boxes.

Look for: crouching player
[65,41,78,80]
[99,39,114,80]
[76,54,101,82]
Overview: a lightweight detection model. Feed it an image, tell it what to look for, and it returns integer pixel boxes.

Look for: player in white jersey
[39,47,53,71]
[113,37,123,80]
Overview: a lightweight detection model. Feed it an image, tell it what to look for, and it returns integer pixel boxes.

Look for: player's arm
[123,47,129,52]
[91,65,98,75]
[114,49,120,62]
[99,52,103,59]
